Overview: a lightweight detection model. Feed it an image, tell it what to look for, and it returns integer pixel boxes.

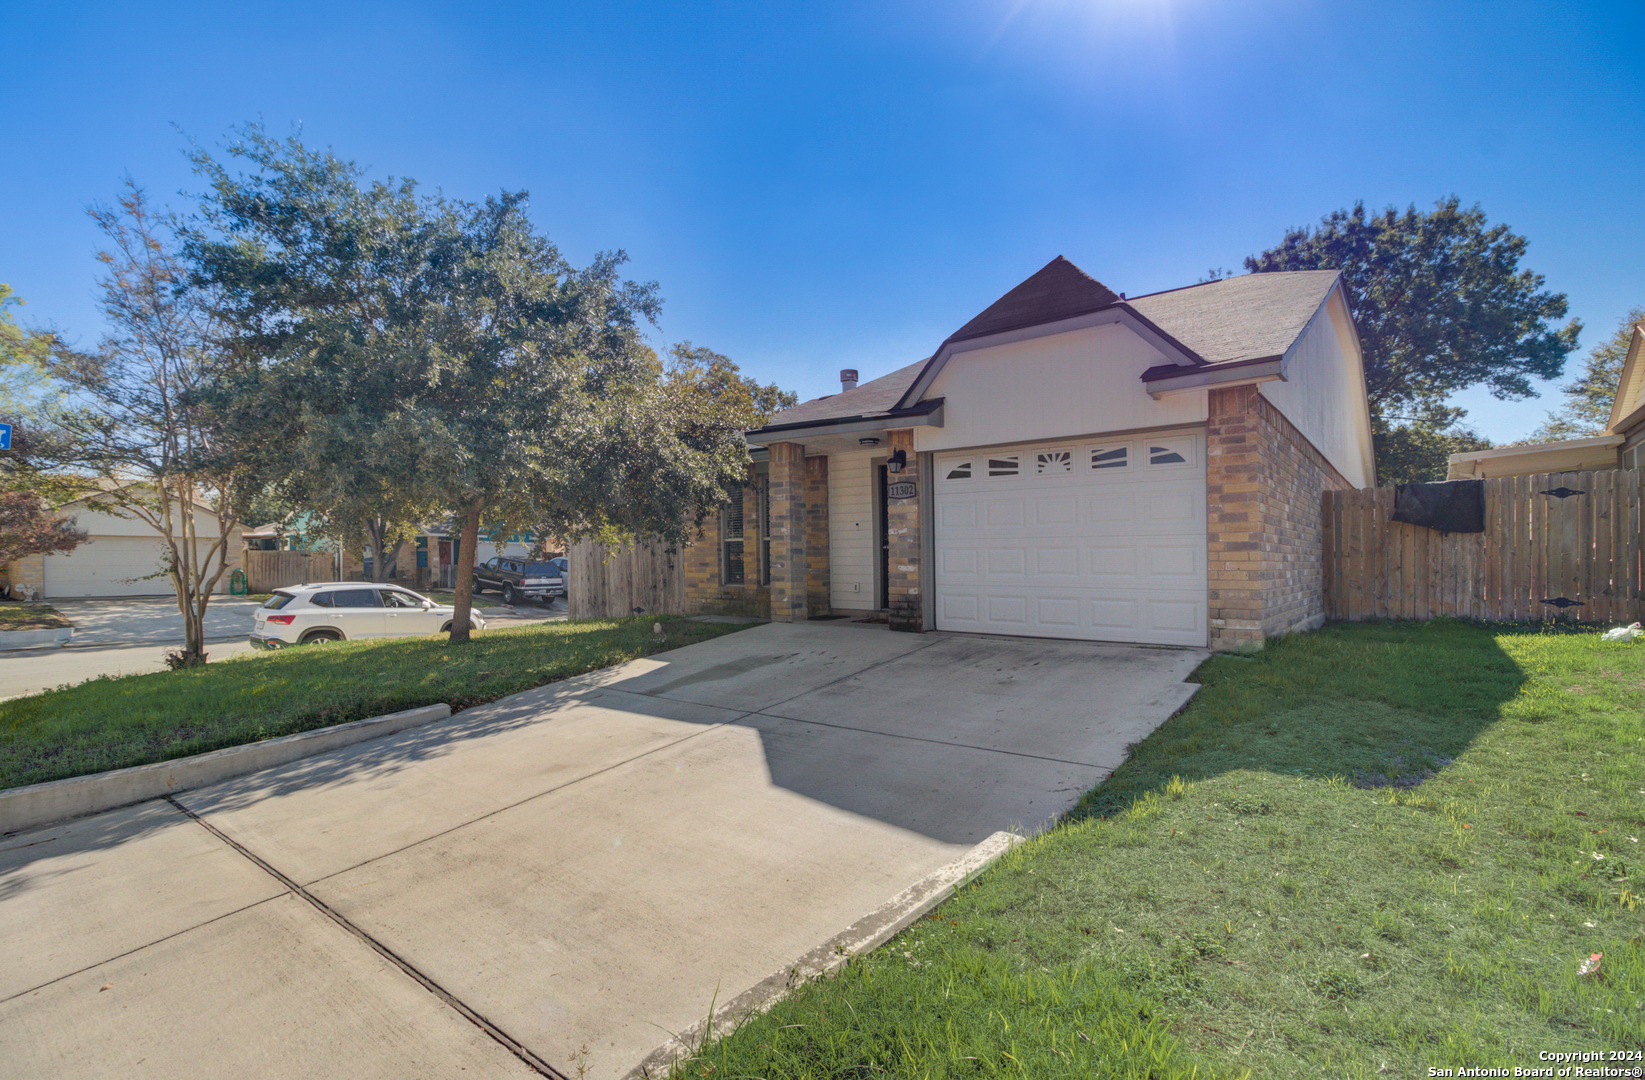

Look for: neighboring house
[338,525,544,590]
[6,488,244,599]
[682,256,1375,652]
[241,512,336,552]
[1447,322,1645,479]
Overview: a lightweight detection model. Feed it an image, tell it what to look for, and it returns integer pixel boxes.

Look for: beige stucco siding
[827,449,878,610]
[913,323,1208,454]
[1256,290,1375,489]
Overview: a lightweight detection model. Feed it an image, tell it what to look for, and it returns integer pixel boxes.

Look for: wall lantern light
[887,448,908,474]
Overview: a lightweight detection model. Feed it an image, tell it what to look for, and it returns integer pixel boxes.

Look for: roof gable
[1608,324,1645,433]
[948,256,1121,344]
[1126,271,1342,366]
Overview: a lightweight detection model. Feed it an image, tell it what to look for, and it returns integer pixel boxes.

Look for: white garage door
[43,537,202,598]
[934,430,1208,646]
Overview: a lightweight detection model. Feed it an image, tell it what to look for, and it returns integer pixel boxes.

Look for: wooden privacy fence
[566,539,685,619]
[244,550,336,593]
[1325,470,1643,623]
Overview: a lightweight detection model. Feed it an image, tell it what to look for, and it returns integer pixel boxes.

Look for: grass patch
[0,604,72,631]
[0,616,748,790]
[678,620,1645,1079]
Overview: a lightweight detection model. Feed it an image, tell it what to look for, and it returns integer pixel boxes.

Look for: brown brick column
[1207,384,1351,652]
[767,442,808,622]
[1206,386,1265,651]
[885,429,924,632]
[804,455,830,616]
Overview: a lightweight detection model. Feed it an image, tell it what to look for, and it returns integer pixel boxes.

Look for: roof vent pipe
[840,369,859,392]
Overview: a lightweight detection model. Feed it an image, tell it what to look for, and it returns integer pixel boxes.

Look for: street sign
[0,424,10,450]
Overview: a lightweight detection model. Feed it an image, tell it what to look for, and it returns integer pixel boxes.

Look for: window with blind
[759,480,772,585]
[722,483,745,584]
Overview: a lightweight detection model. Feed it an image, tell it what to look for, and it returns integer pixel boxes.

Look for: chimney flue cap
[839,369,859,391]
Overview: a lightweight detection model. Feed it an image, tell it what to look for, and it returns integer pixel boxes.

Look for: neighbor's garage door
[934,430,1208,646]
[43,537,175,598]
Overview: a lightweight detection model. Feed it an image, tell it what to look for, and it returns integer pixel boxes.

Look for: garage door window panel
[1146,437,1196,468]
[1034,449,1073,476]
[1089,444,1131,471]
[985,455,1020,479]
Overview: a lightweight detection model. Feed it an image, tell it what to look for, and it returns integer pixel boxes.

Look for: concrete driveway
[0,622,1205,1079]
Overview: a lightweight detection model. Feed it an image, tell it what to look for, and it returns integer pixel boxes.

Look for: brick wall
[682,473,770,617]
[804,455,831,617]
[884,429,923,631]
[3,554,44,599]
[767,443,808,622]
[1206,385,1351,651]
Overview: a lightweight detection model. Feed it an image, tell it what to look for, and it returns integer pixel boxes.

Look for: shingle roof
[759,265,1343,431]
[948,256,1121,343]
[757,358,928,428]
[1125,270,1341,366]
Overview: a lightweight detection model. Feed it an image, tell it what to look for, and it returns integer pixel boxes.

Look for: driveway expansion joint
[165,796,569,1080]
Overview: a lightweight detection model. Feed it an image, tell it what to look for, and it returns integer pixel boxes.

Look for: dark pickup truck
[472,556,566,606]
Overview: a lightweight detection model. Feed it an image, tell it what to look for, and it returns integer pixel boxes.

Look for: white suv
[250,583,487,649]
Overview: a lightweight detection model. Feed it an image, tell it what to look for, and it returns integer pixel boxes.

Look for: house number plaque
[887,480,917,500]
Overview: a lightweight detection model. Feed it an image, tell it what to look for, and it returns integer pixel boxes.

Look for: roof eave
[1143,356,1287,399]
[1447,433,1625,465]
[745,398,946,446]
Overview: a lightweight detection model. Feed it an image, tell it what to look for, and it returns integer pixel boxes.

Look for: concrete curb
[0,627,74,650]
[0,703,451,836]
[626,829,1024,1080]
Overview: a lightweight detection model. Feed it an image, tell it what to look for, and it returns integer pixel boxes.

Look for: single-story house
[1447,322,1645,479]
[5,487,244,599]
[682,257,1376,652]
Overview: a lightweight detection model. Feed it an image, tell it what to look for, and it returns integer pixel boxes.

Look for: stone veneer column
[766,442,808,622]
[804,455,830,616]
[884,428,924,632]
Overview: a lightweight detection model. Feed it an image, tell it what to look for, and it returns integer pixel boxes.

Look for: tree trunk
[172,482,209,667]
[364,520,387,582]
[449,498,484,643]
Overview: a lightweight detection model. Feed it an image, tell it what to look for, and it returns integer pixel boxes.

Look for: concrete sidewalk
[0,622,1205,1079]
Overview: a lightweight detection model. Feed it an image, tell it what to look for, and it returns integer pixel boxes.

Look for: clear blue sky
[3,0,1641,440]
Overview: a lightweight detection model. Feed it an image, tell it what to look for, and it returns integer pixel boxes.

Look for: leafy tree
[45,182,244,664]
[185,126,448,582]
[0,284,60,418]
[1372,423,1493,486]
[545,342,797,551]
[1246,197,1580,482]
[0,491,89,567]
[189,129,785,642]
[1529,306,1645,441]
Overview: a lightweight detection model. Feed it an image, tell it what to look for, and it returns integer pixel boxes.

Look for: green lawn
[0,603,72,631]
[0,616,750,790]
[676,620,1645,1079]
